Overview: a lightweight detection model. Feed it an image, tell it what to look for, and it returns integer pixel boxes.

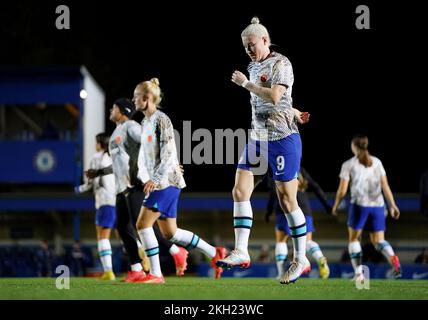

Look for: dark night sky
[1,1,427,192]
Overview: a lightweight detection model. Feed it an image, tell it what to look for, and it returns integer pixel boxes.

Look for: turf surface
[1,277,427,300]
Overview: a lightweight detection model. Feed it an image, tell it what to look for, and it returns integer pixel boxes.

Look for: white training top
[247,51,298,141]
[138,110,186,190]
[339,155,386,207]
[77,151,116,209]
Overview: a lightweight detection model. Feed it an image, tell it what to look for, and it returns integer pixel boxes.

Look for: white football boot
[280,256,311,284]
[216,249,250,269]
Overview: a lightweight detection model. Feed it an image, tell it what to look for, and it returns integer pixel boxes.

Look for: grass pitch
[1,277,427,300]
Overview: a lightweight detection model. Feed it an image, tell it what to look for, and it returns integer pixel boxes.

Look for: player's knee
[232,185,248,201]
[372,239,382,250]
[278,198,295,213]
[282,203,293,213]
[99,231,109,240]
[163,230,175,240]
[168,233,177,242]
[135,221,142,231]
[135,218,145,231]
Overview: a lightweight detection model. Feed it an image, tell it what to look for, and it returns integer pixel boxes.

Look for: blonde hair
[241,17,271,46]
[137,78,162,105]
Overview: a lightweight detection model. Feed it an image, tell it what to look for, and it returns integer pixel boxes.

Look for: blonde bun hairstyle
[241,16,271,46]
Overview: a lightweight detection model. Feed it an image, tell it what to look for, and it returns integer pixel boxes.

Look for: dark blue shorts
[237,133,302,182]
[95,205,116,229]
[348,203,386,232]
[275,213,315,235]
[142,186,181,219]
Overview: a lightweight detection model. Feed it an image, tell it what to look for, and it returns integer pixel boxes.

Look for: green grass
[1,277,427,300]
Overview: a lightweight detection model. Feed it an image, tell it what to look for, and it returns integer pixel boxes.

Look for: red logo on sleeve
[148,135,153,142]
[261,74,268,82]
[115,136,122,144]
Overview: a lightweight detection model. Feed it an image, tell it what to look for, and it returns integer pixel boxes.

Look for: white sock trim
[285,207,306,226]
[275,242,288,261]
[131,263,142,272]
[98,239,111,251]
[348,241,362,253]
[233,201,253,217]
[138,227,161,277]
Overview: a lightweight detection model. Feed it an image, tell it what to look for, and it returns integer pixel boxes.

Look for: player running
[133,78,227,284]
[87,98,188,282]
[216,17,310,284]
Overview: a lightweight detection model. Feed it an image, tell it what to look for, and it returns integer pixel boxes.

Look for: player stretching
[216,17,310,284]
[76,133,116,280]
[332,134,402,280]
[265,168,331,279]
[133,78,227,284]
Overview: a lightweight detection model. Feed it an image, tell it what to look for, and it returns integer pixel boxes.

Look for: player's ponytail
[352,134,373,167]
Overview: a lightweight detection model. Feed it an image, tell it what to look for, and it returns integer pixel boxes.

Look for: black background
[1,0,427,192]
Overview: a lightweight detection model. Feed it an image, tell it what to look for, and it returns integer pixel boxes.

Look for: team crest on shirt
[115,136,122,144]
[260,74,268,82]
